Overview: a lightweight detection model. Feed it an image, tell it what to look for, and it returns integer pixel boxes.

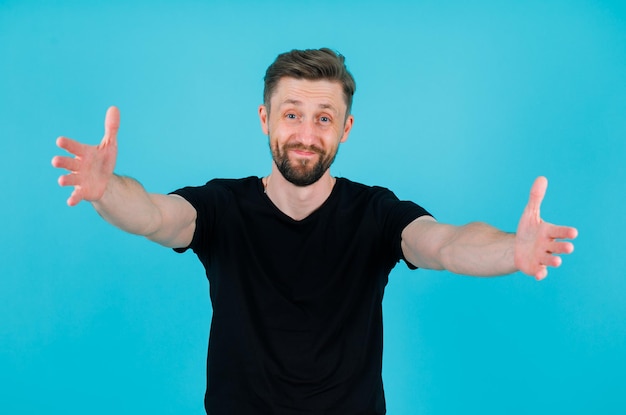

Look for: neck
[264,165,335,221]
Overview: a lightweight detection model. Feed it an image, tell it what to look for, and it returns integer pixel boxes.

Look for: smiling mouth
[284,143,324,157]
[291,149,317,157]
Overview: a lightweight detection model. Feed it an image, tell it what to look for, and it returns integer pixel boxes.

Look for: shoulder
[175,176,260,195]
[335,178,412,214]
[335,177,396,199]
[335,177,432,223]
[206,176,260,191]
[171,176,262,208]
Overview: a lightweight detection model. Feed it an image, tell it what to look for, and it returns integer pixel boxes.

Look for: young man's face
[259,77,354,186]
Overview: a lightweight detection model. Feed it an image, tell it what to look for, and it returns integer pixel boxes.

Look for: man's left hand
[514,176,578,280]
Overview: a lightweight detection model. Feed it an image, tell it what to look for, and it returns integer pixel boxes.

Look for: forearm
[439,222,517,277]
[91,174,163,237]
[402,177,577,280]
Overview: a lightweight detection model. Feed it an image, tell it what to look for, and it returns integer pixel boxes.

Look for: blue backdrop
[1,0,625,413]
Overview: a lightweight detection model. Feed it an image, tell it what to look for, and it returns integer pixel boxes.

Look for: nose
[296,117,318,146]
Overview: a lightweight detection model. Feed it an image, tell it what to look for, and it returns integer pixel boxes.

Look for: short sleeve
[169,179,234,254]
[371,187,432,269]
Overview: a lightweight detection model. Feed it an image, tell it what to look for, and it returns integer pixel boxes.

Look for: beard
[270,140,339,187]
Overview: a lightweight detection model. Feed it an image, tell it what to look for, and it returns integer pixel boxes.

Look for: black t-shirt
[172,177,431,415]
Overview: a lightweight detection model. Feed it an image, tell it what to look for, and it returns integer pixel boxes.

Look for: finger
[58,173,81,187]
[539,252,562,268]
[549,225,578,240]
[527,176,548,214]
[56,136,86,157]
[547,240,575,255]
[103,106,120,145]
[535,266,548,281]
[51,155,81,172]
[67,188,83,207]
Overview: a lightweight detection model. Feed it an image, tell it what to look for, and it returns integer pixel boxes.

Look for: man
[52,48,577,414]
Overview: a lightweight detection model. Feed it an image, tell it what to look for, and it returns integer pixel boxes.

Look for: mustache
[282,142,325,155]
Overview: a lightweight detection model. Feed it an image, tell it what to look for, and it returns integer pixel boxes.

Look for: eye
[286,113,297,120]
[320,116,331,123]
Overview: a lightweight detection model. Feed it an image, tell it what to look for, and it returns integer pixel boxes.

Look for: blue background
[1,0,625,413]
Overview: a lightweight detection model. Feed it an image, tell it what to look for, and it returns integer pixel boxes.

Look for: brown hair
[263,48,356,115]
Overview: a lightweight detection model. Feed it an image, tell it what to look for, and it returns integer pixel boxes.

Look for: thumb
[527,176,548,215]
[103,106,120,144]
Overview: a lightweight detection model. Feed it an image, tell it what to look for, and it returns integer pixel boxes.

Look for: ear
[340,114,354,143]
[259,104,269,135]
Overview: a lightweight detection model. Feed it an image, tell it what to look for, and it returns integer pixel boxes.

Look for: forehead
[271,77,346,111]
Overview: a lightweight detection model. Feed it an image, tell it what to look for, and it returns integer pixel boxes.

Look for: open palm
[514,176,578,280]
[52,106,120,206]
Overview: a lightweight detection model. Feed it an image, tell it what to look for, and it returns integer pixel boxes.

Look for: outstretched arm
[52,106,196,248]
[401,177,577,279]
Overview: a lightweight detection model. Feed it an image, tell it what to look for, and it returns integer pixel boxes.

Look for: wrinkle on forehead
[273,79,346,117]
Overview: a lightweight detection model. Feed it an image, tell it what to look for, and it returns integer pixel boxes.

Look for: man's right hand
[52,106,120,206]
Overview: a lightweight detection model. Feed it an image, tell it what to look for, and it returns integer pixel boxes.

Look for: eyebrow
[281,99,338,114]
